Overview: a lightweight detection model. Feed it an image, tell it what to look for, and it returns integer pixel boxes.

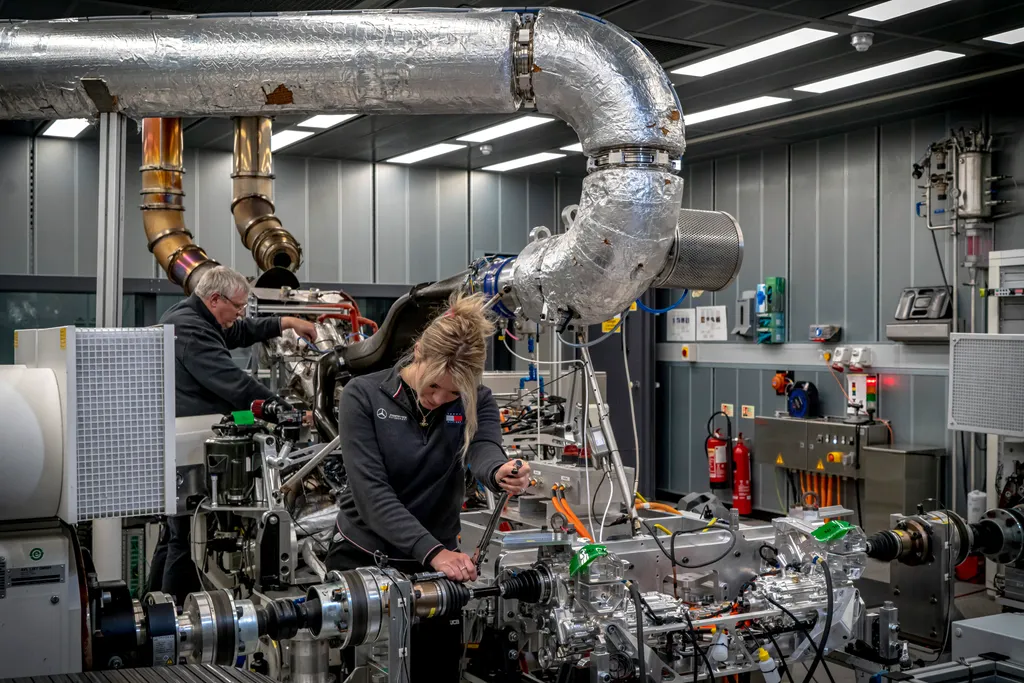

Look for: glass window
[0,292,97,364]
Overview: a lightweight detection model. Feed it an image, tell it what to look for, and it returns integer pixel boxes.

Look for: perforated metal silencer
[655,208,744,292]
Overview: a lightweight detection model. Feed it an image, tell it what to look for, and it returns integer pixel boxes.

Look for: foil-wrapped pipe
[232,116,302,272]
[531,8,684,156]
[0,11,520,119]
[511,167,684,325]
[140,117,217,294]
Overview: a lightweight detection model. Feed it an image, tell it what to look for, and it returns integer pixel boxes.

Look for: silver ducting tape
[0,11,520,119]
[532,8,685,156]
[655,209,744,292]
[511,167,683,325]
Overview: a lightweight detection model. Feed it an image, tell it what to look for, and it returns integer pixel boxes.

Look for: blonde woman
[329,294,531,678]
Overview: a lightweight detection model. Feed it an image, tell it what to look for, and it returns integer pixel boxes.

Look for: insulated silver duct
[0,8,693,325]
[655,209,744,292]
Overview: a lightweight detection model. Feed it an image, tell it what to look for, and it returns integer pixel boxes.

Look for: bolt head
[508,650,518,660]
[508,631,519,642]
[50,595,60,604]
[269,515,278,525]
[955,628,963,638]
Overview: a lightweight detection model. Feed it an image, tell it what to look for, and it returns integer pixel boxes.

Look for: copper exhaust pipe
[141,117,217,294]
[232,117,302,272]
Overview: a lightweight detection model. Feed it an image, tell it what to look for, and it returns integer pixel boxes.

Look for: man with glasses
[150,265,317,603]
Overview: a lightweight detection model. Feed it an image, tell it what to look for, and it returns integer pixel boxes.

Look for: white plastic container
[758,648,781,683]
[968,490,987,525]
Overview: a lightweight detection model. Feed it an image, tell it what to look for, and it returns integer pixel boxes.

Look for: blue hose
[636,289,688,315]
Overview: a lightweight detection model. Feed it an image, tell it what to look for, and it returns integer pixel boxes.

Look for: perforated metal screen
[73,328,173,520]
[655,209,744,292]
[949,333,1024,437]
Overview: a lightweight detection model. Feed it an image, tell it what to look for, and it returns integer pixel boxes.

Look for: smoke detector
[851,32,874,52]
[479,144,493,155]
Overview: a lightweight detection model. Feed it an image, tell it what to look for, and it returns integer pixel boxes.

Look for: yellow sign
[816,459,825,471]
[630,302,638,311]
[12,331,17,350]
[775,454,784,466]
[59,327,67,350]
[601,316,622,333]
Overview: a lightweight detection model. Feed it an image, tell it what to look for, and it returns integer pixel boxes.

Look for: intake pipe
[0,9,702,324]
[232,116,302,273]
[140,117,217,294]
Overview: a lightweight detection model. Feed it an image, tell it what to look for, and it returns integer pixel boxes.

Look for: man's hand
[429,548,478,582]
[282,317,318,344]
[495,459,532,495]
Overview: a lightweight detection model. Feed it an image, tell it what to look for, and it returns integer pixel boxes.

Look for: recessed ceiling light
[685,96,791,125]
[386,143,466,165]
[849,0,955,22]
[794,49,963,93]
[672,28,837,78]
[560,143,584,153]
[984,26,1024,45]
[457,116,554,143]
[270,129,316,151]
[41,118,91,138]
[297,114,358,129]
[482,152,566,173]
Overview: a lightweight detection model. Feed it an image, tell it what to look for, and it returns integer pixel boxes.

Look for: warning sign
[775,454,784,466]
[816,459,825,471]
[601,316,622,333]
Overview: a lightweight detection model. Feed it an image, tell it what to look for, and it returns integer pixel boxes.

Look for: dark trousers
[326,540,464,681]
[147,515,202,605]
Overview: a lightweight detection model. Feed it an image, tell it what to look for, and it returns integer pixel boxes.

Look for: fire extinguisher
[732,434,752,515]
[706,428,730,490]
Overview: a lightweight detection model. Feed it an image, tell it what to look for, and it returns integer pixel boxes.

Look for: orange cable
[558,487,593,541]
[837,477,842,507]
[826,362,852,403]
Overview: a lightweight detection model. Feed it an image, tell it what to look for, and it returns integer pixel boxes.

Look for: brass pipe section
[232,117,302,272]
[141,117,217,294]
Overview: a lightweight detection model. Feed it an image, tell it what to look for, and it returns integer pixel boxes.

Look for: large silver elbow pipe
[0,8,688,324]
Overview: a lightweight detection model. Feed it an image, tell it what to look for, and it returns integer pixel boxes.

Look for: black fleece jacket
[335,365,508,566]
[160,294,282,417]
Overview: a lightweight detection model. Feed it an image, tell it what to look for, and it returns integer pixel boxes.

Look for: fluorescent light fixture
[984,26,1024,45]
[270,129,315,151]
[482,152,565,172]
[560,143,584,153]
[672,28,837,77]
[795,49,963,93]
[685,96,791,125]
[297,114,358,129]
[386,143,465,165]
[849,0,955,22]
[457,116,554,143]
[41,118,91,138]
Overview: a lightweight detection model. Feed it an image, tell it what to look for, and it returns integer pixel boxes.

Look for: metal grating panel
[949,333,1024,437]
[73,328,171,520]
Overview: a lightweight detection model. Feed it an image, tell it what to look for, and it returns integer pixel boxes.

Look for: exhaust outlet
[655,209,744,292]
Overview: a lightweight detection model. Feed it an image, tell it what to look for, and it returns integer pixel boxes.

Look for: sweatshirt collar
[187,294,222,331]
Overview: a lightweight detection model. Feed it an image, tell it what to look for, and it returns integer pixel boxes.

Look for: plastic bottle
[758,648,781,683]
[709,628,730,663]
[967,490,987,525]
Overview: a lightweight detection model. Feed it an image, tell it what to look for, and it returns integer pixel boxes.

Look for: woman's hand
[495,459,532,495]
[429,549,478,582]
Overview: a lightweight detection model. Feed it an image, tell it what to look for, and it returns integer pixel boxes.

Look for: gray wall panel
[689,367,714,492]
[762,146,788,282]
[500,174,528,254]
[438,169,469,277]
[34,138,77,276]
[76,141,99,278]
[689,161,715,210]
[307,159,341,283]
[0,136,30,275]
[818,134,846,339]
[790,140,818,339]
[471,171,500,257]
[737,153,762,296]
[274,155,308,282]
[879,120,913,335]
[341,161,374,283]
[191,149,238,276]
[556,176,583,223]
[375,163,408,284]
[408,167,440,284]
[846,127,878,341]
[528,175,556,234]
[714,158,739,311]
[122,143,152,279]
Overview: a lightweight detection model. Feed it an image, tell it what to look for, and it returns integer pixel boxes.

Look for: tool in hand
[474,459,523,571]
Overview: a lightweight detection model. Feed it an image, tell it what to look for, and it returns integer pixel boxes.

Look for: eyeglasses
[220,294,248,313]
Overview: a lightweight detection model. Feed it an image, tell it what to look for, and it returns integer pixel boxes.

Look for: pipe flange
[230,171,276,180]
[586,147,678,173]
[146,226,194,250]
[241,214,281,245]
[234,600,260,657]
[182,592,218,665]
[140,201,186,212]
[140,186,185,197]
[139,164,186,174]
[231,193,276,213]
[514,13,535,106]
[981,507,1024,565]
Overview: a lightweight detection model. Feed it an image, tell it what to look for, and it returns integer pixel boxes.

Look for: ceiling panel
[646,6,758,41]
[602,0,707,34]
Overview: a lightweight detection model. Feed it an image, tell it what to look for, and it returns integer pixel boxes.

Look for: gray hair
[193,265,250,300]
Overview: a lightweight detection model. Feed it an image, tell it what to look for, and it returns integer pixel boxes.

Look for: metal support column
[93,111,128,582]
